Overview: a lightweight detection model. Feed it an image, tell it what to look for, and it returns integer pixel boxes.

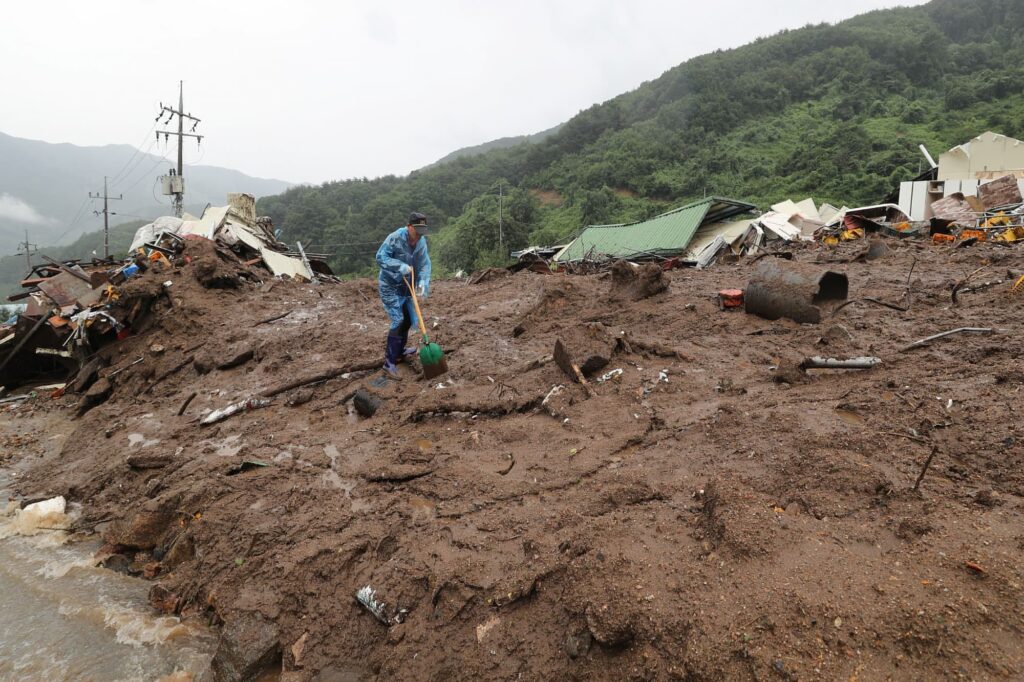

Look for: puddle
[834,408,866,426]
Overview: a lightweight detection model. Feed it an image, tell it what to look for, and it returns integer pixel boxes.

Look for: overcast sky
[1,0,928,185]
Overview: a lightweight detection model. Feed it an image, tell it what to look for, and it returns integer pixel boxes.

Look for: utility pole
[157,80,202,218]
[16,230,37,271]
[498,182,504,250]
[89,176,122,259]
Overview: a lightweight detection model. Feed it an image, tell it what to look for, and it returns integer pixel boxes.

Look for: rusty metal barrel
[745,259,848,324]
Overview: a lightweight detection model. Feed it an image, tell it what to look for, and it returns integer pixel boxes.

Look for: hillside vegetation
[257,0,1024,275]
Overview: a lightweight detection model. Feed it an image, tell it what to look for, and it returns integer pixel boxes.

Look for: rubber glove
[417,281,429,299]
[399,263,411,276]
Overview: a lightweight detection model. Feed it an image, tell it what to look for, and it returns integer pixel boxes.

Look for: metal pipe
[800,356,882,370]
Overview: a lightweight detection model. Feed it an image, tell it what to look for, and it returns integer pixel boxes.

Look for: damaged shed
[553,197,756,264]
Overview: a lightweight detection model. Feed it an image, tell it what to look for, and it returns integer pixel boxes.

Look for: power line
[108,119,160,187]
[50,197,93,245]
[117,145,173,196]
[109,135,161,192]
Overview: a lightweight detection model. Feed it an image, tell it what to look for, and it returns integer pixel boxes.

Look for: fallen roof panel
[554,197,755,262]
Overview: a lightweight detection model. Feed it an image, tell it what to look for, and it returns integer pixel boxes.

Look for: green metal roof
[554,197,756,262]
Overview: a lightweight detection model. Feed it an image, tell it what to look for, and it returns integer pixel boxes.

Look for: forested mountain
[425,124,564,168]
[257,0,1024,276]
[0,132,290,254]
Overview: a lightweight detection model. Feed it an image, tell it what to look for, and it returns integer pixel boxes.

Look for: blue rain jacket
[376,227,432,329]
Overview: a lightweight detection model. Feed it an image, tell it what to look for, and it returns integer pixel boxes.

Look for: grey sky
[1,0,928,185]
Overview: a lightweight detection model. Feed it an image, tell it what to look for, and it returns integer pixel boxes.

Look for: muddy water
[0,476,217,681]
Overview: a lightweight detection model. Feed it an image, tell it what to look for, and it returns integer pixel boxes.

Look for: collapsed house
[0,193,334,391]
[527,133,1024,273]
[897,132,1024,222]
[552,197,757,267]
[543,196,846,271]
[129,193,333,280]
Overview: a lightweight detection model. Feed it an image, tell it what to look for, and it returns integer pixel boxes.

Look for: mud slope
[5,240,1024,681]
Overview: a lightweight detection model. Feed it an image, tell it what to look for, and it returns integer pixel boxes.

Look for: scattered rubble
[0,193,335,392]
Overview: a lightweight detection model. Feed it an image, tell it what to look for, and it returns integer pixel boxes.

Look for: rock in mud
[863,238,891,261]
[193,350,216,375]
[105,504,174,550]
[149,584,180,614]
[286,388,315,407]
[353,389,381,418]
[103,553,132,575]
[974,489,999,507]
[565,630,593,659]
[211,611,281,682]
[162,533,195,570]
[217,345,256,371]
[78,377,112,413]
[71,357,104,393]
[585,603,634,648]
[609,260,669,301]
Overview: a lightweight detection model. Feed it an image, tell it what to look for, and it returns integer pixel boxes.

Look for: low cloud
[0,193,53,225]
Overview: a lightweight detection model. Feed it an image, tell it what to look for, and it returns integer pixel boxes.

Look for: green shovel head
[419,342,444,366]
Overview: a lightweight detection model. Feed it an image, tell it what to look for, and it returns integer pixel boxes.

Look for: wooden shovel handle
[404,268,429,339]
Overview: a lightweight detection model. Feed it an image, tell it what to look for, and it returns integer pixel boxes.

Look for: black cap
[408,212,427,226]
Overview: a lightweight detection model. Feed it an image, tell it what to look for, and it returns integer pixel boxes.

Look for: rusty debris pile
[819,175,1024,245]
[0,193,334,392]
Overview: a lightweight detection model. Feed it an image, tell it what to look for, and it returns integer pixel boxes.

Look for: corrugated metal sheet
[554,197,755,262]
[683,219,753,260]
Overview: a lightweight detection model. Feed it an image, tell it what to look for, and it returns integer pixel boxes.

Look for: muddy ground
[2,238,1023,681]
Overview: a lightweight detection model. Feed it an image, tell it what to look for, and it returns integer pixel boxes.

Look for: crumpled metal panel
[36,267,94,307]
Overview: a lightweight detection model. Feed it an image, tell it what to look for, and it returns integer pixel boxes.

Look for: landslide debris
[4,241,1024,681]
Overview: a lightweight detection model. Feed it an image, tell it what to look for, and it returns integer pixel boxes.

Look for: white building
[899,132,1024,221]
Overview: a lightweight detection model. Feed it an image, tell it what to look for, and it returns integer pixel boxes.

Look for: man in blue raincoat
[375,212,432,377]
